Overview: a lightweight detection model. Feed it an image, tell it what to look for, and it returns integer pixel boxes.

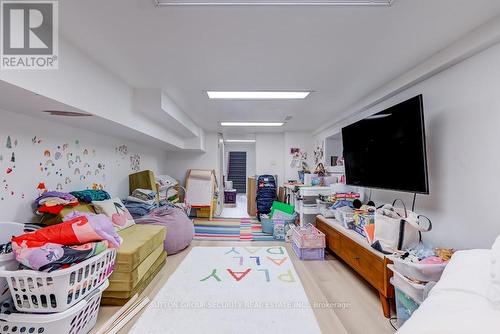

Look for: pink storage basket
[291,224,326,248]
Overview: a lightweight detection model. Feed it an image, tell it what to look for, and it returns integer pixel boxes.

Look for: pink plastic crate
[291,224,326,248]
[292,240,325,261]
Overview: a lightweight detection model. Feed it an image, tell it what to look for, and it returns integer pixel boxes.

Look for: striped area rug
[194,217,275,241]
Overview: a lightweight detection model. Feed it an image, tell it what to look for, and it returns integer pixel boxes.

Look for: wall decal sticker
[37,182,47,195]
[43,150,51,158]
[74,168,80,175]
[6,136,11,149]
[10,153,15,163]
[130,154,141,172]
[54,152,62,160]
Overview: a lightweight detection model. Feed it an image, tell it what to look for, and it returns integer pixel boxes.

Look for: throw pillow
[92,197,135,231]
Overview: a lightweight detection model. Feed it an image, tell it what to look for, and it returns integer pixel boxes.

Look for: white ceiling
[59,0,500,133]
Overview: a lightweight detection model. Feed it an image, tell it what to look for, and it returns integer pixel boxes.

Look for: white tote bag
[374,199,432,253]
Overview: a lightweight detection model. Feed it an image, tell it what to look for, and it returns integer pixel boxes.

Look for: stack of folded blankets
[35,191,79,215]
[156,175,180,204]
[37,189,112,225]
[123,188,159,218]
[70,189,111,203]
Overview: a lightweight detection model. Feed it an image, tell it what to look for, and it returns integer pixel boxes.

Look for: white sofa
[398,249,500,333]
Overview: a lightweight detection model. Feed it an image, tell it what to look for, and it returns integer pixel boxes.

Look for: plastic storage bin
[0,280,109,334]
[261,214,297,235]
[334,207,355,229]
[291,240,325,260]
[0,249,116,313]
[393,285,420,328]
[390,266,435,304]
[317,200,335,218]
[291,224,326,248]
[392,257,447,282]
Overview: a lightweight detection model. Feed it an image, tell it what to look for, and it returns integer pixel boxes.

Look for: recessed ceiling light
[207,91,310,100]
[157,0,393,5]
[221,122,284,127]
[225,139,256,143]
[42,110,92,117]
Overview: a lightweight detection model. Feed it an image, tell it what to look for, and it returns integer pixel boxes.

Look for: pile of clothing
[35,191,79,215]
[70,189,111,203]
[11,211,121,272]
[123,189,159,219]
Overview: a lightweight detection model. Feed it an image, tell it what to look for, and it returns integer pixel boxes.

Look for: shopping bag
[374,199,432,253]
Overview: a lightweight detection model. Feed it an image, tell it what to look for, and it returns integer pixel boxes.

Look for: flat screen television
[341,95,429,194]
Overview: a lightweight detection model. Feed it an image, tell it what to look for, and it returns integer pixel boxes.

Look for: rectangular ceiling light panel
[225,139,257,143]
[207,91,310,100]
[158,0,393,5]
[220,122,284,127]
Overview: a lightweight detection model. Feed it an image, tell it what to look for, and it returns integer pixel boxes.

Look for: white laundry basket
[0,280,109,334]
[0,222,39,303]
[0,249,116,313]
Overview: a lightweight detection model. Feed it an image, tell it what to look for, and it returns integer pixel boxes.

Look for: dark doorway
[228,151,247,193]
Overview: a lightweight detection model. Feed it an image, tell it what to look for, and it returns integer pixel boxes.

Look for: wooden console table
[316,215,394,318]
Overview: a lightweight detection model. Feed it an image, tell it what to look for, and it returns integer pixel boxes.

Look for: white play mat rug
[130,246,321,334]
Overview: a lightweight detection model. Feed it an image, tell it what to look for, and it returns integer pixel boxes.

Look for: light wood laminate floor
[92,241,395,334]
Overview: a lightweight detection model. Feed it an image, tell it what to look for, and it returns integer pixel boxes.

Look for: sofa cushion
[102,251,166,304]
[116,224,166,272]
[107,243,164,291]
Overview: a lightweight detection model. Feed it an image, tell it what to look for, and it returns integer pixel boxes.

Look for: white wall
[0,39,204,150]
[283,132,314,182]
[0,109,168,223]
[224,142,256,180]
[325,136,343,167]
[163,132,220,185]
[255,133,285,185]
[316,41,500,250]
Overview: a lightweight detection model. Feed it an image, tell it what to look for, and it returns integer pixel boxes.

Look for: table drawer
[340,236,385,291]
